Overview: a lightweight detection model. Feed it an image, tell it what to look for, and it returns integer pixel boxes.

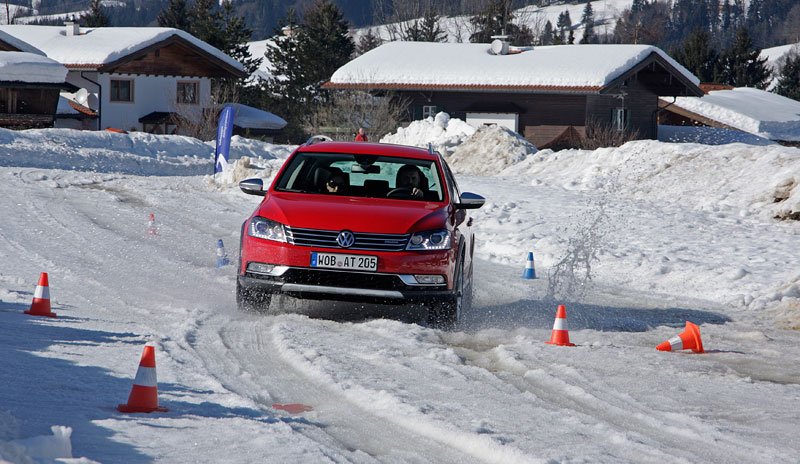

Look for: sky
[1,122,799,463]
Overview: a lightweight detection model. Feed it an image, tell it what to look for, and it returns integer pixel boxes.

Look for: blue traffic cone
[215,239,230,268]
[522,252,536,279]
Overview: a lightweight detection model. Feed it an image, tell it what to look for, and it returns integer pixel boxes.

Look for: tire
[236,279,271,313]
[427,254,471,329]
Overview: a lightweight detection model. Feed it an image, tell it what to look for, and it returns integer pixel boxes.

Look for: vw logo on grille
[336,230,356,248]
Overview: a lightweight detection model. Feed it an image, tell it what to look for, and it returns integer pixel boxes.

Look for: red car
[236,138,484,325]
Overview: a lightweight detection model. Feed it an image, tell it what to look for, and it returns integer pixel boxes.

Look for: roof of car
[298,141,438,161]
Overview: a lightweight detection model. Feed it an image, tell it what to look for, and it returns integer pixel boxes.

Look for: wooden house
[325,42,703,149]
[0,30,74,129]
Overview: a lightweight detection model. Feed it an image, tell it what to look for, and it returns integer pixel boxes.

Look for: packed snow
[330,42,699,89]
[1,124,800,463]
[671,87,800,142]
[380,112,475,155]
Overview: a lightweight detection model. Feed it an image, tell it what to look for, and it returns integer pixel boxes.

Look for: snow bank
[380,112,475,155]
[448,125,537,175]
[501,140,800,220]
[0,128,293,177]
[0,425,89,463]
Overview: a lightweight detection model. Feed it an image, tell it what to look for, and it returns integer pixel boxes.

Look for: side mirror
[239,178,266,196]
[456,192,485,209]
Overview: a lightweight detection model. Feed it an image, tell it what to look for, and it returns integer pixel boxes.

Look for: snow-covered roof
[0,29,43,54]
[669,87,800,142]
[0,25,243,72]
[246,39,274,82]
[0,51,67,83]
[229,103,286,130]
[329,42,700,91]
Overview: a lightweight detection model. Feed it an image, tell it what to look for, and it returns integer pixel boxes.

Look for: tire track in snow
[445,336,788,463]
[183,313,485,464]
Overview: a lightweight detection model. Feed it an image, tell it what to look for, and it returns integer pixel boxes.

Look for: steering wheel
[386,187,413,198]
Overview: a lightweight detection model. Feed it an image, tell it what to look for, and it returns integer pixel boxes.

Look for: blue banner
[214,105,235,174]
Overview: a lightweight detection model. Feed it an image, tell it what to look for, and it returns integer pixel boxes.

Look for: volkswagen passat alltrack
[237,138,484,325]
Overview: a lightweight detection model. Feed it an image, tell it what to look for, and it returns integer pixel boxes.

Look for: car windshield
[275,152,444,201]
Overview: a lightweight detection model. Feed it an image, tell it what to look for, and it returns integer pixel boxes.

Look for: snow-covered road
[2,130,800,463]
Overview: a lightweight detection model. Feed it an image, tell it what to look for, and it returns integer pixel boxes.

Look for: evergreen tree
[219,1,260,78]
[300,0,355,93]
[541,20,553,45]
[261,1,355,140]
[83,0,109,27]
[469,0,534,46]
[556,10,572,44]
[190,0,225,50]
[357,28,382,55]
[157,0,192,30]
[716,27,771,89]
[579,0,595,44]
[774,49,800,101]
[721,0,732,31]
[405,8,446,42]
[673,29,718,82]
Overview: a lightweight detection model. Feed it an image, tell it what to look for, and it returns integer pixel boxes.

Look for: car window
[275,152,444,201]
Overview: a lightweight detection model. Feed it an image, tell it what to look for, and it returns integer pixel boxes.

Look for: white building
[0,24,246,133]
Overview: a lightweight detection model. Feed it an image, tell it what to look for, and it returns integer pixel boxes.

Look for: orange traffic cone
[118,344,168,413]
[656,321,704,353]
[24,272,57,318]
[545,305,575,346]
[146,213,158,236]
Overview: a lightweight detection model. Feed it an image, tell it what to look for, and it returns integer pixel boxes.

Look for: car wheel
[427,255,469,328]
[236,280,271,313]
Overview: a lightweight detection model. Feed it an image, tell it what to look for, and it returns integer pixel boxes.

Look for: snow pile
[380,112,475,155]
[502,140,800,221]
[447,125,537,175]
[0,128,293,176]
[1,426,77,463]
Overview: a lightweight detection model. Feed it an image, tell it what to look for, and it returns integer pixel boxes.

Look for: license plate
[310,252,378,272]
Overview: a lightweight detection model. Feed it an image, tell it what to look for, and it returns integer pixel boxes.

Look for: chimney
[65,21,80,36]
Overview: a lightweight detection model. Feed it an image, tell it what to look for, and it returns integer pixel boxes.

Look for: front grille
[286,227,409,252]
[282,268,406,290]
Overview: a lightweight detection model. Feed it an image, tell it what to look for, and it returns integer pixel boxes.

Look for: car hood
[257,192,448,233]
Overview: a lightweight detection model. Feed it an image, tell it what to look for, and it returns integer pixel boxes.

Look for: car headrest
[313,167,331,191]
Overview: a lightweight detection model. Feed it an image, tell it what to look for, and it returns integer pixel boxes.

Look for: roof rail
[305,135,333,146]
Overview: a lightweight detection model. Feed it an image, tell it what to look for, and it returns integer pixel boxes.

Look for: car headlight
[406,229,451,250]
[248,217,287,242]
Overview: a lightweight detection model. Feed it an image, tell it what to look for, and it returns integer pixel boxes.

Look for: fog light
[247,262,275,275]
[414,274,445,284]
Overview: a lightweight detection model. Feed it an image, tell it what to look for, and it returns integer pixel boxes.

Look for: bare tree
[580,118,641,150]
[172,82,241,140]
[304,90,409,141]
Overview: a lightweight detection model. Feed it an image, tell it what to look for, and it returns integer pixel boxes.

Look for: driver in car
[396,164,425,199]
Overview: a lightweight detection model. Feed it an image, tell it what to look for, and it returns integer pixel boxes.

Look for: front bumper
[239,267,454,305]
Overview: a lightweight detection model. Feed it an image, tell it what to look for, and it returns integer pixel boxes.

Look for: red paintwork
[240,141,472,292]
[257,192,449,233]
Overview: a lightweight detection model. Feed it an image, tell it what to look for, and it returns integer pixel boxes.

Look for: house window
[110,79,133,102]
[611,108,630,131]
[422,105,437,119]
[177,81,199,104]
